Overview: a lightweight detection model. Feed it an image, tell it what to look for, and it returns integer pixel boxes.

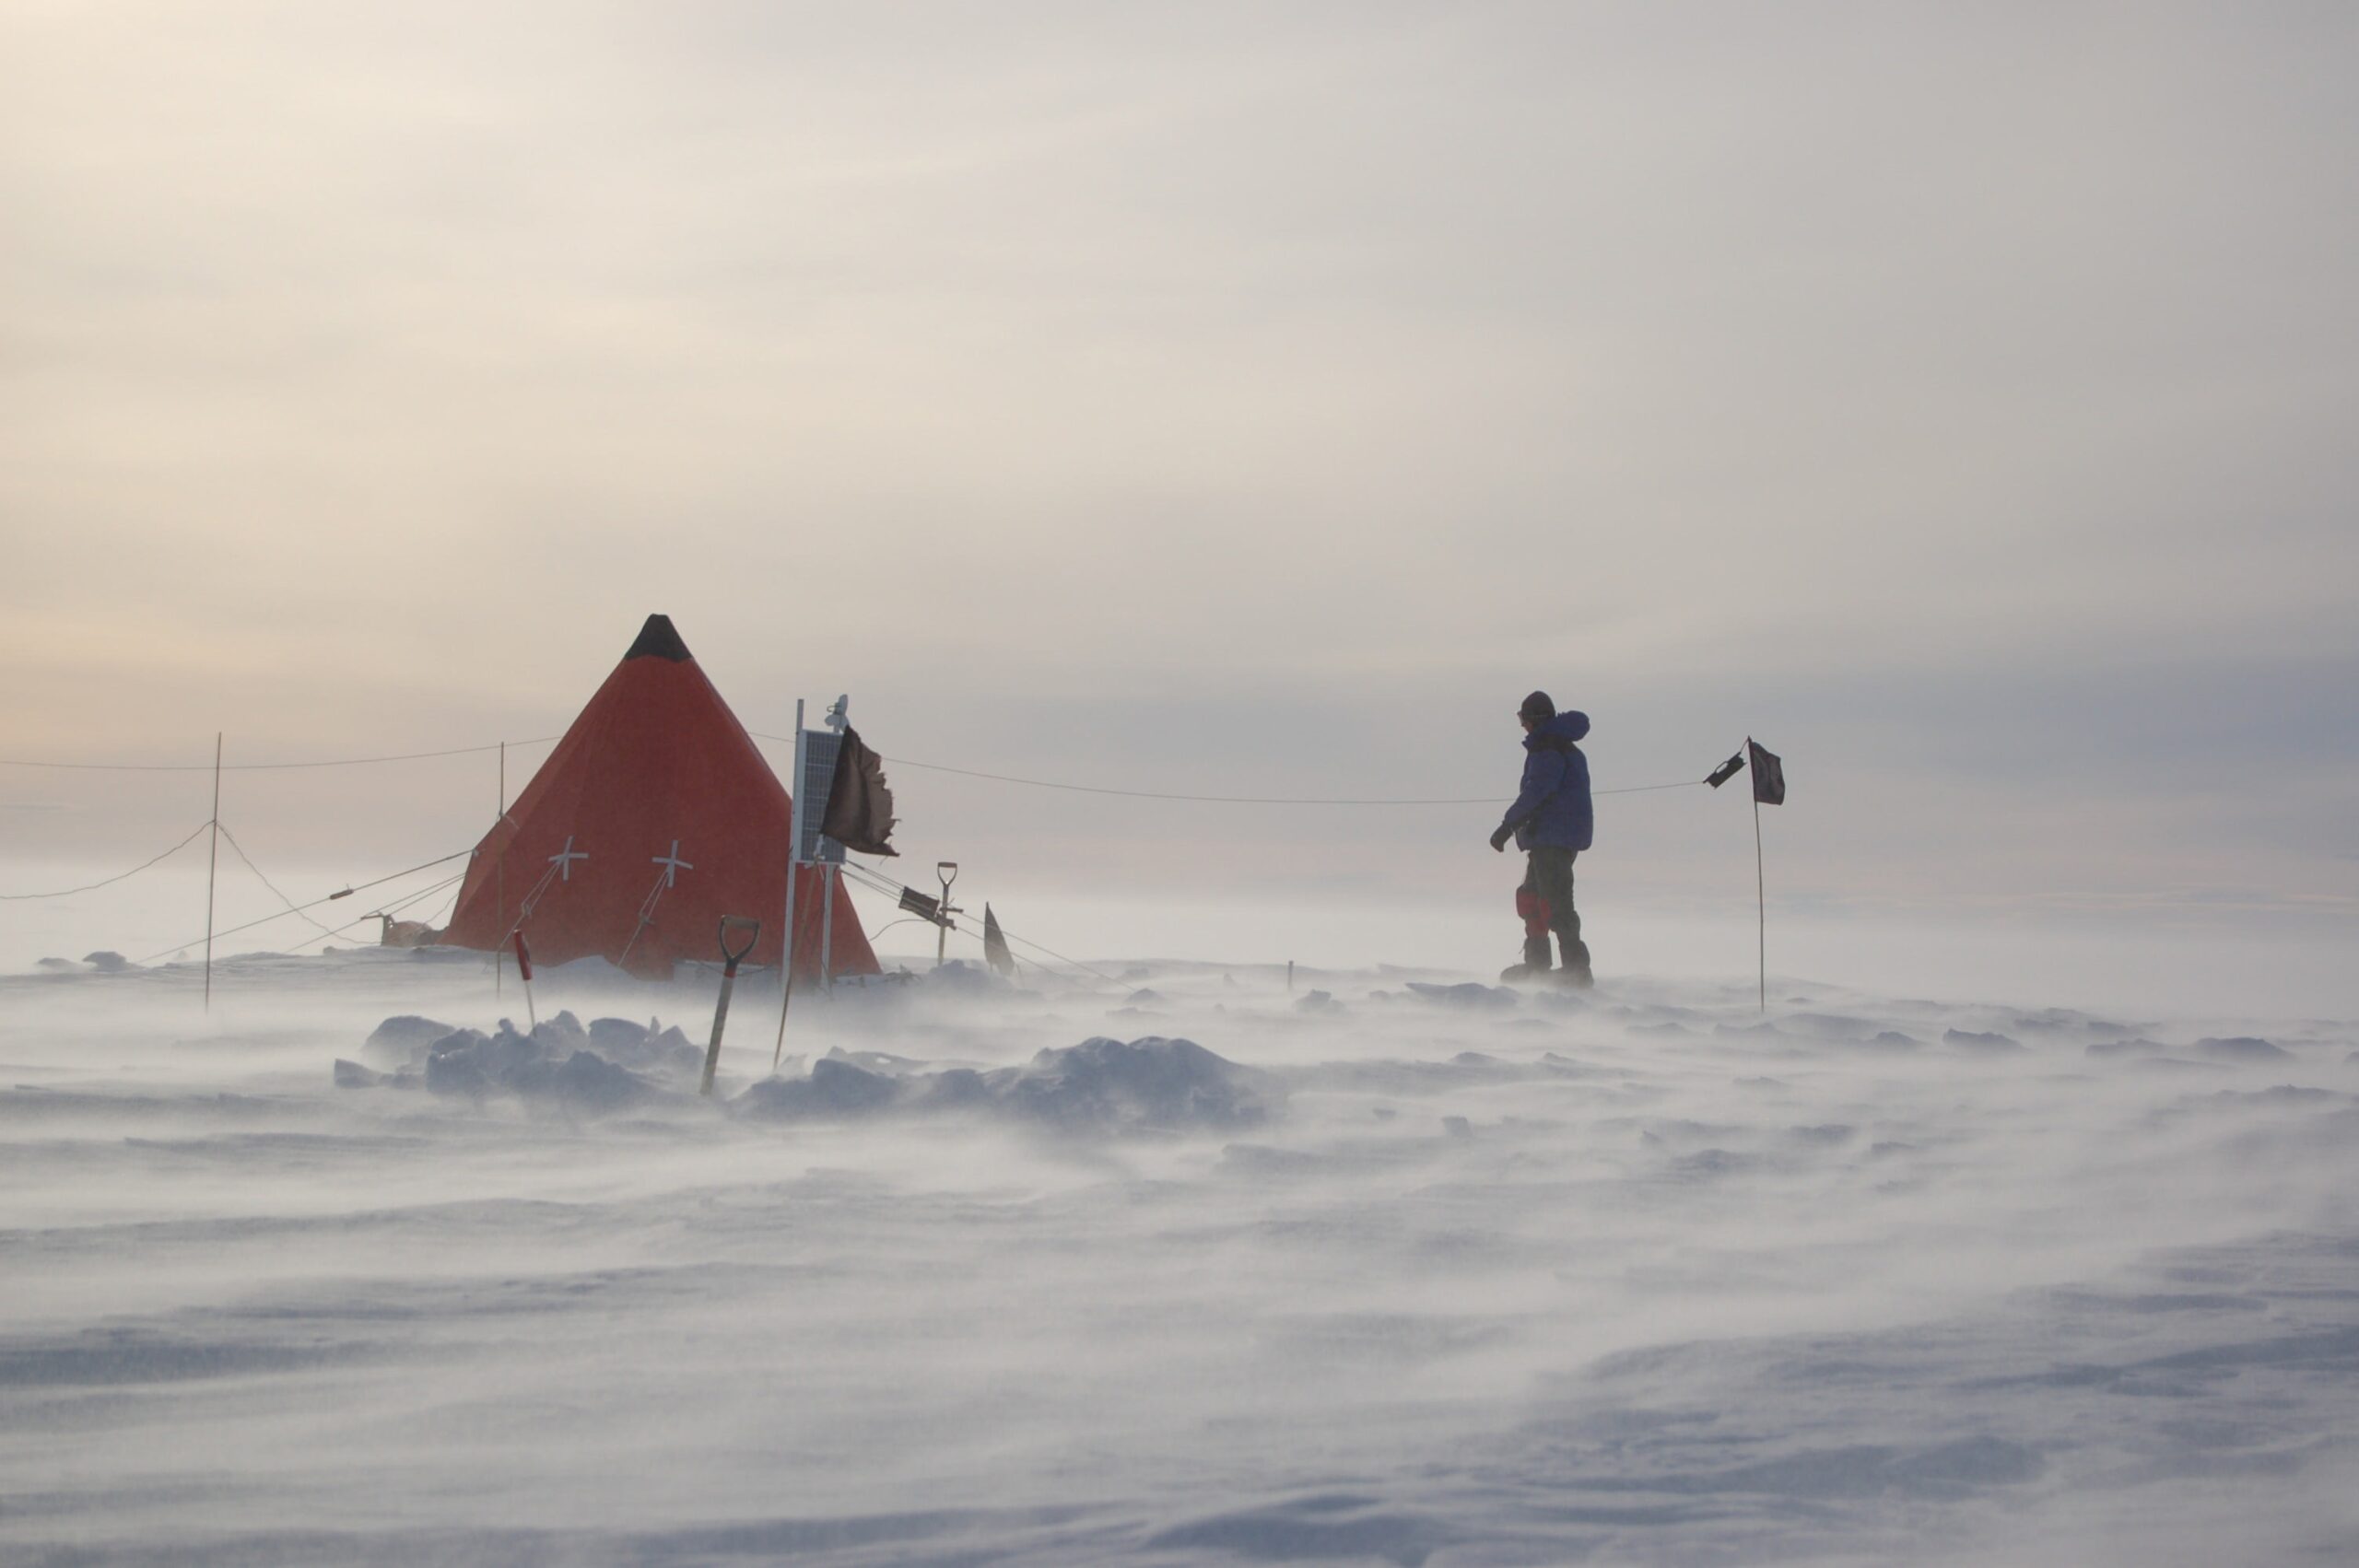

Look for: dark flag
[982,903,1015,977]
[1705,750,1746,790]
[818,725,898,856]
[1747,739,1785,805]
[511,931,534,983]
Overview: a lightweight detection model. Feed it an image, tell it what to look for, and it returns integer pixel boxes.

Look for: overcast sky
[3,3,2353,940]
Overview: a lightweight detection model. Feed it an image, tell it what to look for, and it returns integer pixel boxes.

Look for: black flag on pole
[818,725,898,856]
[1747,740,1785,806]
[1704,751,1746,790]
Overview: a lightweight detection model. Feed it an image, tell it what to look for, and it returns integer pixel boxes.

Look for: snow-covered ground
[5,947,2357,1565]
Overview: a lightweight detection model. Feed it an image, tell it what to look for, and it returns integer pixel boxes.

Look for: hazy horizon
[5,4,2353,997]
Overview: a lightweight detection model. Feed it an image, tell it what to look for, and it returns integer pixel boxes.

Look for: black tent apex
[625,614,693,662]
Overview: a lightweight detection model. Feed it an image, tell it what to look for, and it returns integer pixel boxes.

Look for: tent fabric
[440,614,880,981]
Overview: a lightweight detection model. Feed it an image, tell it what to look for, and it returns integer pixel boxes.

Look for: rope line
[135,848,474,965]
[980,922,1124,987]
[0,738,560,773]
[616,864,675,968]
[0,821,213,900]
[269,871,465,957]
[873,754,1501,805]
[832,857,1126,987]
[417,873,466,931]
[494,857,563,947]
[747,732,1707,805]
[8,733,1706,801]
[216,824,352,944]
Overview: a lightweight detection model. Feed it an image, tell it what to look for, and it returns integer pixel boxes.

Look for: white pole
[203,732,221,1012]
[771,699,804,1067]
[495,740,505,998]
[819,862,836,997]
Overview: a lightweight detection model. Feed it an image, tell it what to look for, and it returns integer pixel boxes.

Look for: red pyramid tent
[440,614,880,981]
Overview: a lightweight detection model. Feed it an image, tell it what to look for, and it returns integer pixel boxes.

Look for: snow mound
[915,959,1014,997]
[1003,1036,1270,1132]
[361,1014,452,1067]
[2197,1036,2294,1062]
[33,952,137,975]
[346,1011,702,1109]
[1404,981,1518,1009]
[734,1035,1275,1135]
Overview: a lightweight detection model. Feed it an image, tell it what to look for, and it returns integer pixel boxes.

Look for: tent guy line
[216,824,364,945]
[270,872,466,959]
[135,848,475,965]
[0,740,564,773]
[832,855,1128,987]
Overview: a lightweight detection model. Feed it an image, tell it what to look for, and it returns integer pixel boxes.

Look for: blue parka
[1500,710,1593,852]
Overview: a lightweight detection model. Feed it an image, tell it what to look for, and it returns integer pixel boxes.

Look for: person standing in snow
[1489,690,1594,987]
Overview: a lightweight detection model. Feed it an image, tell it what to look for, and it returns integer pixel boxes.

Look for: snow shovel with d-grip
[698,915,762,1096]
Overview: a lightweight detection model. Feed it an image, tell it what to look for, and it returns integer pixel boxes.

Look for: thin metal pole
[771,861,799,1069]
[495,741,505,997]
[204,732,221,1012]
[771,699,804,1067]
[1754,791,1766,1013]
[819,862,836,997]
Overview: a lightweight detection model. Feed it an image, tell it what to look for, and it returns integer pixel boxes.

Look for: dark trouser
[1520,847,1590,976]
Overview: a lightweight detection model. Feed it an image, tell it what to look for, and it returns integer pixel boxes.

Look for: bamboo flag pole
[1707,738,1782,1015]
[772,697,804,1068]
[495,741,505,998]
[203,732,221,1012]
[1754,790,1766,1014]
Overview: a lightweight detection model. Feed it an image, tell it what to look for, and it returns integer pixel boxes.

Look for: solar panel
[798,731,844,863]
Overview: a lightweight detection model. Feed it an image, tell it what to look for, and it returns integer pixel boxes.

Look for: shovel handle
[716,914,761,972]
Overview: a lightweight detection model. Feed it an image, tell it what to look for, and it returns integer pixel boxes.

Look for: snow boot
[1557,937,1594,990]
[1501,927,1554,985]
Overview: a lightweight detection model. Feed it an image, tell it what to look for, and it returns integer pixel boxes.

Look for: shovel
[699,915,763,1097]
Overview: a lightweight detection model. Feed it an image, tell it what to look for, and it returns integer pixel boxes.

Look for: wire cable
[7,732,1704,797]
[1598,780,1710,796]
[831,857,1124,986]
[0,738,560,773]
[0,821,214,900]
[877,755,1504,805]
[748,732,1708,805]
[980,923,1124,987]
